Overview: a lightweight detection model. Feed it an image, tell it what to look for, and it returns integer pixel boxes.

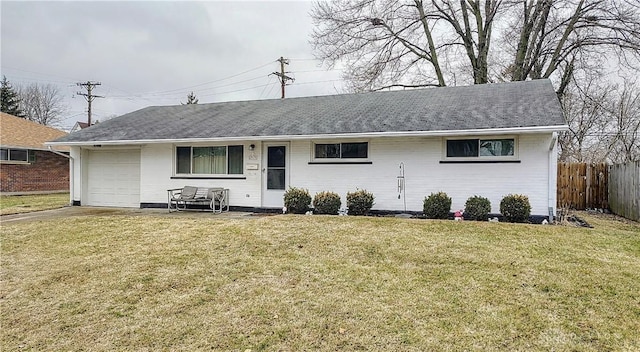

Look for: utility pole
[272,57,294,99]
[76,81,104,125]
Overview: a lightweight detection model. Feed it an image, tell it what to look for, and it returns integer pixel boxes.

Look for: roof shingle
[52,79,566,144]
[1,113,69,151]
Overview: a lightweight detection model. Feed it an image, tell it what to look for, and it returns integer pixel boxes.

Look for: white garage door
[87,150,141,207]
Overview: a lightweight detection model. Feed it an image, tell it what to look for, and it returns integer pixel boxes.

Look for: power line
[198,82,274,98]
[291,79,343,86]
[184,78,347,99]
[265,80,278,99]
[106,75,271,104]
[259,75,275,99]
[290,68,342,74]
[101,83,161,106]
[0,75,75,86]
[1,66,80,83]
[142,75,267,97]
[140,61,274,96]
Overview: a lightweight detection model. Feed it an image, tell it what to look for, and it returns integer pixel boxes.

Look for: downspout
[48,146,74,206]
[548,132,558,222]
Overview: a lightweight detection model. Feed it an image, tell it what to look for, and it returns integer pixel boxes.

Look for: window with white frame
[175,145,243,175]
[314,142,368,159]
[446,138,515,158]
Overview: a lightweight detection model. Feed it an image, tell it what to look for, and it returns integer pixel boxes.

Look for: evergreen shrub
[500,194,531,223]
[283,187,311,214]
[313,191,342,215]
[464,195,492,221]
[423,192,452,219]
[346,189,375,216]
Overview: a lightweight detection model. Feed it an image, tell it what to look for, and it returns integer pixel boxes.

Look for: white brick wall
[139,143,262,207]
[290,134,553,215]
[71,133,555,215]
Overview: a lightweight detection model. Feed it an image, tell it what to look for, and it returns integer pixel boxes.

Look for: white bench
[167,186,229,213]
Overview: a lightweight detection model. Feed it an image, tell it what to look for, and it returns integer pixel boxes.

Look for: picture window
[176,145,243,175]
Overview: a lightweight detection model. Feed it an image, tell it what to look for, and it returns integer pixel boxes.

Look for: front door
[262,143,288,208]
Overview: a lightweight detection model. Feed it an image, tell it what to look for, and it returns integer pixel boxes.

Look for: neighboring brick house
[0,112,70,193]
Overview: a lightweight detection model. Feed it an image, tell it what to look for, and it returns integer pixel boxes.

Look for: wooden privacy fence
[609,161,640,222]
[557,163,608,210]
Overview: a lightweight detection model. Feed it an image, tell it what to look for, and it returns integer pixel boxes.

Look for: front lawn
[0,193,69,215]
[1,213,639,351]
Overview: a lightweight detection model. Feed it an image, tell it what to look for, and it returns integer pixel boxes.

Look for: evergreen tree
[1,76,24,117]
[182,91,199,105]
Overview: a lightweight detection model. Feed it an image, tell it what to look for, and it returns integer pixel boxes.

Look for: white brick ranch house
[49,79,568,219]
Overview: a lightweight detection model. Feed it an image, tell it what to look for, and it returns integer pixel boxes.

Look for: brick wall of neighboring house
[0,150,69,193]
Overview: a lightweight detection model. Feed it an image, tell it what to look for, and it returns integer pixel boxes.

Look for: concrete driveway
[1,206,257,224]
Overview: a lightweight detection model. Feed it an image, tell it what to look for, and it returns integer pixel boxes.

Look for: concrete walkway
[0,206,258,224]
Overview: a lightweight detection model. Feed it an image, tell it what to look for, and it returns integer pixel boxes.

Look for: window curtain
[193,147,227,174]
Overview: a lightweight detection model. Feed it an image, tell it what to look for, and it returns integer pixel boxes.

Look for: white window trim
[0,160,30,165]
[310,140,370,163]
[173,144,245,176]
[442,136,519,161]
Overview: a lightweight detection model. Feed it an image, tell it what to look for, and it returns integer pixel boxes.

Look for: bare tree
[559,76,640,163]
[311,0,640,95]
[18,83,67,126]
[505,0,640,97]
[312,0,443,91]
[558,76,611,162]
[604,80,640,162]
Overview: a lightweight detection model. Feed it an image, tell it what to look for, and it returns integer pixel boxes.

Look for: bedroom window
[176,145,243,174]
[315,142,368,159]
[446,138,515,158]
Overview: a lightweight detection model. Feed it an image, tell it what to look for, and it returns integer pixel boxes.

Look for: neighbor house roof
[50,79,567,146]
[70,121,90,133]
[1,112,69,152]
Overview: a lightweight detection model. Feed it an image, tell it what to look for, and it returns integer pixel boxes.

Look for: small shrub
[283,187,311,214]
[313,191,342,215]
[423,192,452,219]
[464,195,492,221]
[500,194,531,223]
[346,189,375,216]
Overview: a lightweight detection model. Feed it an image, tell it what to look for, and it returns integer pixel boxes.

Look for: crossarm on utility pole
[271,57,295,98]
[76,81,104,126]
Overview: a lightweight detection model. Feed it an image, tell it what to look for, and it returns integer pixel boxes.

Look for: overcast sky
[1,1,345,131]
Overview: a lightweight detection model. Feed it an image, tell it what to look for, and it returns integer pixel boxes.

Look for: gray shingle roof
[53,79,566,144]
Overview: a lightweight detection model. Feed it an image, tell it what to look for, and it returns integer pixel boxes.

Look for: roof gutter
[547,132,559,220]
[47,146,72,159]
[46,125,570,147]
[1,144,69,153]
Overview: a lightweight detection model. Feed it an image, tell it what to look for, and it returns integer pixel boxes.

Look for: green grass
[1,213,639,351]
[0,193,69,215]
